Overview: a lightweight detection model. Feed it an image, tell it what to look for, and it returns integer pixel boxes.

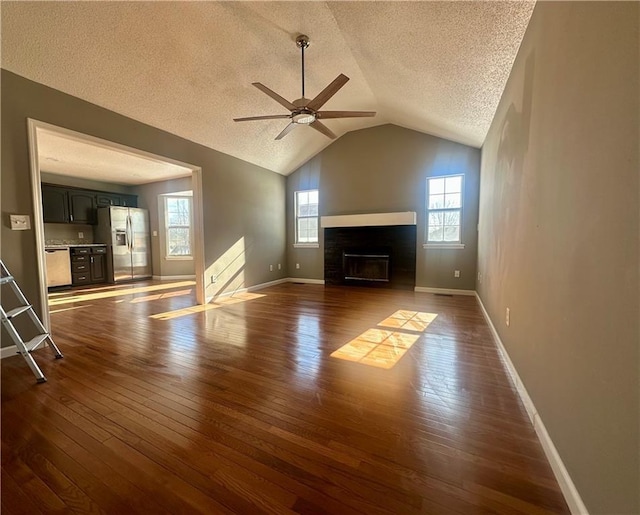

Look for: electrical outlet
[478,272,482,283]
[506,308,510,327]
[269,264,273,272]
[78,231,84,239]
[211,275,217,284]
[295,263,300,269]
[454,270,460,278]
[278,264,281,270]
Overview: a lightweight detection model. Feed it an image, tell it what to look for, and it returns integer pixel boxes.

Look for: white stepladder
[1,260,63,383]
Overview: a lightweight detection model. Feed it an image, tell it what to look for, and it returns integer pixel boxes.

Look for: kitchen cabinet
[95,192,138,208]
[96,193,123,207]
[121,194,138,207]
[71,246,107,285]
[68,190,97,224]
[42,186,69,223]
[90,252,106,282]
[42,184,137,224]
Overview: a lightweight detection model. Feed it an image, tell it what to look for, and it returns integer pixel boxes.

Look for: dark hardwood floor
[1,281,569,514]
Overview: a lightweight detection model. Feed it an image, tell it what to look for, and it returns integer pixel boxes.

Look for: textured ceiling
[38,129,193,185]
[2,1,535,175]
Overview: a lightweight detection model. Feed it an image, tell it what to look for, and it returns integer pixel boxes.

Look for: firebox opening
[343,250,390,282]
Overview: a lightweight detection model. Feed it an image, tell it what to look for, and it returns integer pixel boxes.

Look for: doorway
[27,119,206,331]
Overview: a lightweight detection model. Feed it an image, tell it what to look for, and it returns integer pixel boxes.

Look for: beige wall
[1,70,286,348]
[136,177,195,278]
[287,124,480,289]
[477,2,639,513]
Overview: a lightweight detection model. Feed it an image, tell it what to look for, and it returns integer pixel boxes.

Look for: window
[295,189,319,244]
[426,175,463,244]
[164,196,192,257]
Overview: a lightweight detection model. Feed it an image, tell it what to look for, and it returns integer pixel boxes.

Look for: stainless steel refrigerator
[96,207,152,282]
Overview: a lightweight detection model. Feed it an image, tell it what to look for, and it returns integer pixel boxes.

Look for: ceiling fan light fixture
[292,112,316,125]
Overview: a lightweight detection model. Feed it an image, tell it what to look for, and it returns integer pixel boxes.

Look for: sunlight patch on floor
[211,292,265,305]
[50,305,92,314]
[331,311,437,369]
[378,310,438,331]
[48,281,196,306]
[150,292,265,320]
[331,332,419,369]
[150,303,220,320]
[130,289,193,304]
[47,282,144,297]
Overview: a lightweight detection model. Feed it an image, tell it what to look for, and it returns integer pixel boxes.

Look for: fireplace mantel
[321,211,416,229]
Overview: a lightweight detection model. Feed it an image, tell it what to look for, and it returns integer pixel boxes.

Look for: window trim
[294,189,319,245]
[164,195,193,260]
[425,174,464,245]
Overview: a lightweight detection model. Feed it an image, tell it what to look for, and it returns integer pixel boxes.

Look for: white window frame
[424,174,465,249]
[164,195,193,260]
[294,189,319,248]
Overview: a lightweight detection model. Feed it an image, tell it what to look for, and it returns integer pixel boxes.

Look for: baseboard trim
[475,292,588,515]
[1,346,18,360]
[414,286,476,296]
[152,275,196,280]
[288,278,325,285]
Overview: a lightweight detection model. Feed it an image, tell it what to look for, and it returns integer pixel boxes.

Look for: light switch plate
[10,214,31,230]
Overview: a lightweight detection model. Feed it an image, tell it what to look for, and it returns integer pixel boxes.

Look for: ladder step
[6,305,32,319]
[0,275,15,285]
[25,334,49,351]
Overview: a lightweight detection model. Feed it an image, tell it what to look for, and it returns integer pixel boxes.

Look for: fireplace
[324,225,416,289]
[343,250,390,282]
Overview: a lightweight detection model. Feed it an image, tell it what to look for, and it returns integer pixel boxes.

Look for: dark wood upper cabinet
[42,184,137,224]
[42,185,69,223]
[96,193,137,208]
[121,194,138,208]
[68,190,97,224]
[96,193,123,207]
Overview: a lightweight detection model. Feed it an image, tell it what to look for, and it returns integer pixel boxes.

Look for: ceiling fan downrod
[296,34,310,99]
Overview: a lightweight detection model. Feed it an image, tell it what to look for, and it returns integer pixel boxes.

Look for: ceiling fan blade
[317,111,376,119]
[275,123,297,140]
[233,114,291,122]
[309,120,337,139]
[252,83,296,111]
[306,74,350,111]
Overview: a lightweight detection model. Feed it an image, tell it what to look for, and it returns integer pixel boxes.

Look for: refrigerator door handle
[125,215,131,252]
[129,214,134,252]
[129,215,136,254]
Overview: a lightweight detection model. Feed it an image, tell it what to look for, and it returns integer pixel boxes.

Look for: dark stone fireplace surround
[324,225,417,290]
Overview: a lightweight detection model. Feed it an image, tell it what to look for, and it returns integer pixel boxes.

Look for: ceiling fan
[234,34,376,140]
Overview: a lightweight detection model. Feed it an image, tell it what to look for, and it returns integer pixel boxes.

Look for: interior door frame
[27,118,206,331]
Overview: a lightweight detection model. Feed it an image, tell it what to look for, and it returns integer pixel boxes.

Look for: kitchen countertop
[45,243,108,249]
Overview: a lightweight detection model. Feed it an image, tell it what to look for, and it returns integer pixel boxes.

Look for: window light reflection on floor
[331,311,437,369]
[150,292,265,320]
[48,281,196,306]
[129,289,193,304]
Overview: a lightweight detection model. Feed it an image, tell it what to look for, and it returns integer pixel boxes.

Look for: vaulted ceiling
[2,1,535,175]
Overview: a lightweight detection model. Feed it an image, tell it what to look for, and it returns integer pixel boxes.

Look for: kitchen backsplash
[44,223,94,245]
